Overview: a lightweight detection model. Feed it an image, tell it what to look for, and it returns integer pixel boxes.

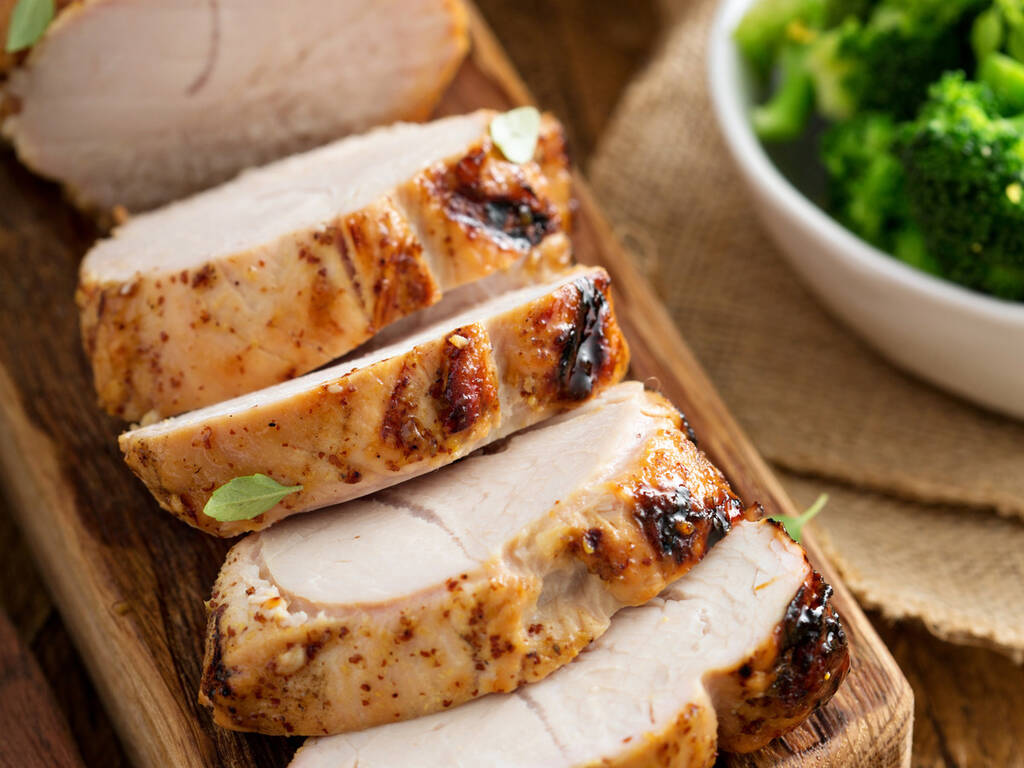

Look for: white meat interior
[5,0,468,211]
[82,112,488,282]
[259,382,656,606]
[291,521,807,767]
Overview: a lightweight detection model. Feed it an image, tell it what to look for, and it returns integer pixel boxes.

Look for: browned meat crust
[78,113,572,421]
[120,268,629,537]
[199,390,759,735]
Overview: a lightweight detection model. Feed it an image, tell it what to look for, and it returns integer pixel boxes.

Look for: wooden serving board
[0,610,84,768]
[0,6,912,767]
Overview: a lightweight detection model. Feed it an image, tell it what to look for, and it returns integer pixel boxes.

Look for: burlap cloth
[588,0,1024,660]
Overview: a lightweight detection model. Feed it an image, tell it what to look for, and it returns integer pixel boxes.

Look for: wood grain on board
[0,610,84,768]
[0,6,911,768]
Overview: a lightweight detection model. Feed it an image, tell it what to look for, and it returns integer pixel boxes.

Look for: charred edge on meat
[770,570,850,711]
[200,603,234,703]
[632,486,743,565]
[430,327,497,435]
[443,148,557,250]
[557,277,611,401]
[680,411,699,447]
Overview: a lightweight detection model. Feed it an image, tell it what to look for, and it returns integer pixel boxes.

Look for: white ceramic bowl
[708,0,1024,419]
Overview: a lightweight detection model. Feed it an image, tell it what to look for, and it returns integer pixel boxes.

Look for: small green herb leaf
[6,0,54,54]
[772,493,828,543]
[490,106,541,164]
[203,474,303,522]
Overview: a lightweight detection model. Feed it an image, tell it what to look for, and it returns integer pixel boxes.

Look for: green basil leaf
[489,106,541,164]
[203,474,303,522]
[6,0,55,54]
[772,493,828,543]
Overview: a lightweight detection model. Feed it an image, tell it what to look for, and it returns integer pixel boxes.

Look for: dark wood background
[0,2,1020,767]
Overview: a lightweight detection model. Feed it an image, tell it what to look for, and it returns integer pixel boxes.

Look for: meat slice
[289,521,849,766]
[2,0,470,212]
[121,266,628,537]
[77,110,572,421]
[199,382,759,735]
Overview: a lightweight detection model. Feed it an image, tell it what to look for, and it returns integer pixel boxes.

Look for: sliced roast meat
[199,382,759,735]
[121,266,628,537]
[289,520,849,766]
[3,0,470,212]
[77,110,572,420]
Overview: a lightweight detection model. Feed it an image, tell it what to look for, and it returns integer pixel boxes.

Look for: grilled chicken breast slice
[77,110,572,421]
[2,0,469,212]
[199,382,760,735]
[289,520,848,766]
[121,266,628,537]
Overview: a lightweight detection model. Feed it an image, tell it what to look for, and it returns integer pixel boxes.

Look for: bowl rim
[706,0,1024,324]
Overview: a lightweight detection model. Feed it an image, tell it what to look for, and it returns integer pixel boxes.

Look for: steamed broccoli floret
[821,113,906,245]
[734,0,826,80]
[737,0,1024,298]
[739,0,987,142]
[809,0,987,122]
[824,0,879,25]
[734,0,825,141]
[819,112,938,271]
[897,71,1024,299]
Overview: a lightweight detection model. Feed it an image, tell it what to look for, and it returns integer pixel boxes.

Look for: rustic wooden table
[1,2,1021,767]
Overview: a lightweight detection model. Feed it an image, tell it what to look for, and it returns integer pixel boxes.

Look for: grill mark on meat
[516,688,569,760]
[632,486,742,565]
[386,193,445,285]
[330,226,366,314]
[557,277,610,401]
[430,327,495,435]
[771,569,849,709]
[186,0,221,96]
[308,264,341,337]
[375,491,474,562]
[441,148,557,251]
[380,362,437,457]
[368,235,436,332]
[447,200,554,251]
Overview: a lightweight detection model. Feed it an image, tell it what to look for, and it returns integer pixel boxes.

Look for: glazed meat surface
[200,383,758,735]
[121,267,629,536]
[78,110,572,420]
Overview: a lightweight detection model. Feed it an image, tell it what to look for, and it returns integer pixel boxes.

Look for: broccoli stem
[979,52,1024,113]
[972,7,1005,61]
[735,0,826,80]
[752,44,816,141]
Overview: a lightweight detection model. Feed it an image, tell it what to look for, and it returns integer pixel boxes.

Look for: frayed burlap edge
[785,475,1024,663]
